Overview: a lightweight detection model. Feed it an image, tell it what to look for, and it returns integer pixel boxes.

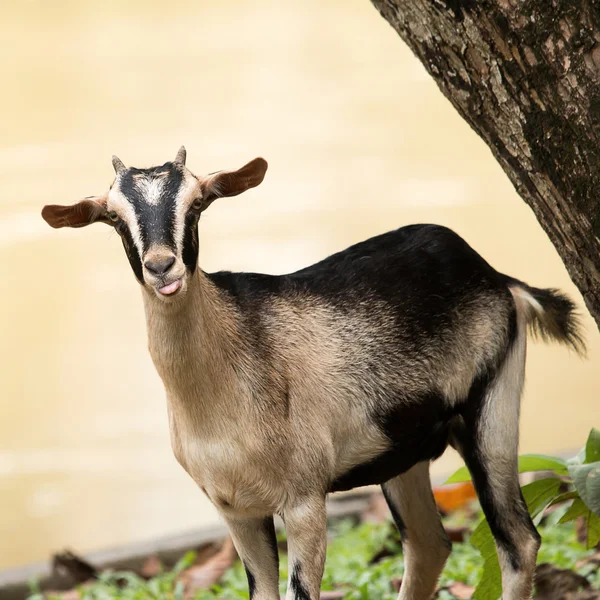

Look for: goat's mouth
[158,279,181,296]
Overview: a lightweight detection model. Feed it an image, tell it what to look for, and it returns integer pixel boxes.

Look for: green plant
[26,514,597,600]
[446,427,600,600]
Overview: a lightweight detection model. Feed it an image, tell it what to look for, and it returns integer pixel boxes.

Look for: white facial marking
[107,183,145,257]
[173,172,202,250]
[135,175,166,206]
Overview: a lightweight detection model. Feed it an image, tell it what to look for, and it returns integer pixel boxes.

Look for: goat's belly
[329,412,454,493]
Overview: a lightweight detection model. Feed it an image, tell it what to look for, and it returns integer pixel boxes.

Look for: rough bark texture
[371,0,600,330]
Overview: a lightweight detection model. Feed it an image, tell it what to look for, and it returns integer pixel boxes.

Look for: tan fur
[384,463,451,600]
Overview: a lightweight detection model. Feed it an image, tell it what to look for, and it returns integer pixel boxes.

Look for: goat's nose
[144,256,176,275]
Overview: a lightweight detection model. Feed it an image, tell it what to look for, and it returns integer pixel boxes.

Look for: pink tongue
[159,280,181,295]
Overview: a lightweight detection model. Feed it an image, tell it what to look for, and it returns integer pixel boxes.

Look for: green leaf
[568,461,600,517]
[559,498,588,524]
[445,455,568,485]
[471,479,561,600]
[173,550,196,576]
[445,465,471,484]
[549,491,579,506]
[585,428,600,464]
[588,511,600,549]
[521,478,562,517]
[517,454,568,475]
[472,555,502,600]
[174,580,185,600]
[568,446,586,466]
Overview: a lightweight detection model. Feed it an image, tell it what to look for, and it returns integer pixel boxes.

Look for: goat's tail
[504,277,586,356]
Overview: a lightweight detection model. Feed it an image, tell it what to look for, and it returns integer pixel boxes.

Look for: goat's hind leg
[224,515,280,600]
[453,327,540,600]
[382,462,451,600]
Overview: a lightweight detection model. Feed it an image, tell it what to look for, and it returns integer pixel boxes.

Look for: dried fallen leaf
[447,581,475,599]
[140,554,162,578]
[575,549,600,571]
[44,589,81,600]
[51,550,98,585]
[444,526,469,543]
[180,537,237,595]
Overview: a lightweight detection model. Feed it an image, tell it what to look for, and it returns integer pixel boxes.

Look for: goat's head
[41,148,268,300]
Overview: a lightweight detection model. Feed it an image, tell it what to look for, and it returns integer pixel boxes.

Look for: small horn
[112,155,126,174]
[174,146,187,165]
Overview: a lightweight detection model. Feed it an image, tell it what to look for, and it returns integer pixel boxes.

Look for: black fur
[244,565,256,599]
[119,162,183,253]
[502,275,584,353]
[209,224,509,325]
[290,563,311,600]
[182,212,200,273]
[118,222,144,284]
[330,394,456,492]
[450,327,540,572]
[264,516,279,567]
[381,483,407,538]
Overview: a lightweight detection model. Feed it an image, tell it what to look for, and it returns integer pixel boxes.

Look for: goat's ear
[41,196,109,229]
[201,158,268,204]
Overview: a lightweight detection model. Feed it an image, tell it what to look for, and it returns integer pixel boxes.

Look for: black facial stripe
[182,211,200,272]
[119,223,144,284]
[119,162,183,252]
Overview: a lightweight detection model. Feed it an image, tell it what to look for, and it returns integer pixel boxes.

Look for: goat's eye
[191,198,203,211]
[107,211,120,222]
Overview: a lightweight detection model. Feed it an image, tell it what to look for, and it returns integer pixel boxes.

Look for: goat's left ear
[201,158,268,205]
[41,196,109,229]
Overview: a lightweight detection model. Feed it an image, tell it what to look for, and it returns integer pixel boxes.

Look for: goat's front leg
[224,515,280,600]
[283,497,327,600]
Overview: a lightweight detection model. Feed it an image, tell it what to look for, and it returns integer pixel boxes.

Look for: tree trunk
[370,0,600,330]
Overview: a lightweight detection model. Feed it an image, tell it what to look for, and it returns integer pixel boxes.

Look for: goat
[42,147,584,600]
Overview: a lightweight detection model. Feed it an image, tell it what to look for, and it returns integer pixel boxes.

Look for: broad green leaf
[558,498,588,524]
[585,428,600,464]
[471,479,561,600]
[445,455,567,485]
[445,465,471,484]
[471,518,495,559]
[521,478,562,517]
[568,446,586,466]
[549,490,579,506]
[517,454,568,475]
[472,555,502,600]
[471,519,502,600]
[568,461,600,517]
[588,511,600,549]
[560,499,600,549]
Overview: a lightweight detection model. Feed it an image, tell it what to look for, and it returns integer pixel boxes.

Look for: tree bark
[370,0,600,330]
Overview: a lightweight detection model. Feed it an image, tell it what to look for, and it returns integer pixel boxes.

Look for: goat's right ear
[41,196,109,229]
[201,157,268,205]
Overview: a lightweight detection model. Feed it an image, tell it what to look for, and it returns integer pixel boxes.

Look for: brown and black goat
[42,148,584,600]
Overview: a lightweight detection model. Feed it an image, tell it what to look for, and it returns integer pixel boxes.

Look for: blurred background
[1,0,598,572]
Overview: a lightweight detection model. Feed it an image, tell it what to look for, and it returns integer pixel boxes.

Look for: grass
[28,503,599,600]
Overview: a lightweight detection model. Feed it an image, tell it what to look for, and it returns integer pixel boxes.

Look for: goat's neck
[142,270,243,409]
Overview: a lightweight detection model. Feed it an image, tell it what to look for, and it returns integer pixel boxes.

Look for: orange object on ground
[433,482,477,513]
